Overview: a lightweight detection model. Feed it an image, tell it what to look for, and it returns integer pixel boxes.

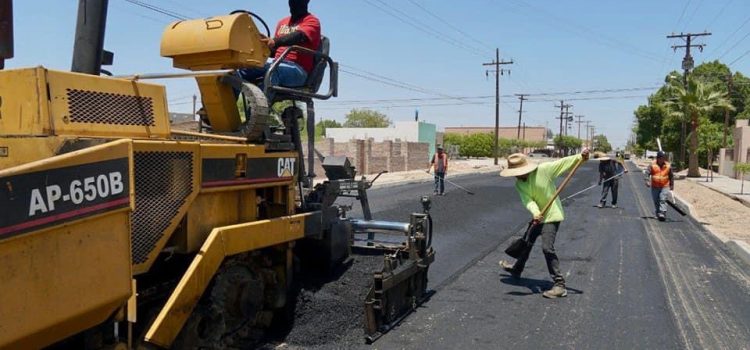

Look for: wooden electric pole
[667,31,711,170]
[575,115,585,139]
[483,48,513,165]
[515,94,528,139]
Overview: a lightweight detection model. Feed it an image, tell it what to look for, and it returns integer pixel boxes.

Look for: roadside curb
[671,192,693,215]
[692,180,750,209]
[368,166,504,189]
[726,240,750,266]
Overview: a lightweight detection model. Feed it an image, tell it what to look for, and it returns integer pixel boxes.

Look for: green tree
[734,163,750,195]
[316,119,341,137]
[593,135,612,153]
[633,61,750,171]
[692,119,724,173]
[554,135,583,155]
[461,133,494,157]
[343,109,391,128]
[661,76,735,177]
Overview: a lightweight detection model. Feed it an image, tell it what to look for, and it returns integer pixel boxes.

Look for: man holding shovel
[499,149,589,298]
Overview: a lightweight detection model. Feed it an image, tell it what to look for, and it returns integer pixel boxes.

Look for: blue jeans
[651,187,669,216]
[434,172,445,194]
[238,60,308,88]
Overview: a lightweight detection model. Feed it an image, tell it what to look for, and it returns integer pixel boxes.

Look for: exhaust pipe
[71,0,109,74]
[0,0,13,69]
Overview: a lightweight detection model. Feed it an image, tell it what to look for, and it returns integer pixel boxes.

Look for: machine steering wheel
[230,10,271,38]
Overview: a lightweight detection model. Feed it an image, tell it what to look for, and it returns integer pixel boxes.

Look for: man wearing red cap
[240,0,321,88]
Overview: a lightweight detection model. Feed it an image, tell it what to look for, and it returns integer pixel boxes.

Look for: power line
[405,0,491,49]
[326,86,661,105]
[317,94,650,111]
[729,48,750,66]
[340,64,484,106]
[122,0,188,20]
[361,0,487,57]
[711,15,750,55]
[507,0,666,63]
[718,29,750,60]
[705,0,735,30]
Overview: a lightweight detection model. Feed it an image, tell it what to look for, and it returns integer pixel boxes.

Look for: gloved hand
[531,214,543,226]
[598,180,602,186]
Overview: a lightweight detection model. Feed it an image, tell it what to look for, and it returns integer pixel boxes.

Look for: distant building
[444,126,547,143]
[326,121,438,159]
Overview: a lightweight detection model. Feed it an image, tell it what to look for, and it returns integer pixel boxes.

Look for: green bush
[444,133,544,158]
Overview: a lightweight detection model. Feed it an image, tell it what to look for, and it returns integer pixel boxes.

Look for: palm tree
[662,76,735,177]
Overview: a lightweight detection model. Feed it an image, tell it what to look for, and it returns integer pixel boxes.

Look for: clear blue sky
[8,0,750,148]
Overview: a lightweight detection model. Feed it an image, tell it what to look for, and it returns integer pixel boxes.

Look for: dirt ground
[673,179,750,244]
[635,159,750,244]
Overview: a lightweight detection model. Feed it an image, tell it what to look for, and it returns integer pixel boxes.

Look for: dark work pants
[512,222,564,286]
[434,172,445,194]
[600,179,619,205]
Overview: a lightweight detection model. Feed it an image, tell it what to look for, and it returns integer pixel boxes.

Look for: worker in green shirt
[499,148,590,298]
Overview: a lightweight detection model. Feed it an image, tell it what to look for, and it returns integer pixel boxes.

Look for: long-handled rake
[424,171,475,195]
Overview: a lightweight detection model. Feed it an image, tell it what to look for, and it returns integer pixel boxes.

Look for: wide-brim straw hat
[501,153,538,177]
[593,151,610,161]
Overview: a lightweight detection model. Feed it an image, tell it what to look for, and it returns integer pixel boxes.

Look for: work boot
[542,284,568,299]
[499,260,521,278]
[657,213,666,221]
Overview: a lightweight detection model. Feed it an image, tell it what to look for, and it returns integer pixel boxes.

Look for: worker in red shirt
[240,0,321,88]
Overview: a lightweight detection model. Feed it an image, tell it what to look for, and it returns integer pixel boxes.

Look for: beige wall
[304,138,430,176]
[718,120,750,180]
[444,126,547,142]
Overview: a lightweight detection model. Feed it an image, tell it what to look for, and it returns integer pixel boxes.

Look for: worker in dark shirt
[596,153,628,208]
[240,0,321,88]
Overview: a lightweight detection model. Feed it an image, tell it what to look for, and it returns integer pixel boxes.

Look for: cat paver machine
[0,2,433,349]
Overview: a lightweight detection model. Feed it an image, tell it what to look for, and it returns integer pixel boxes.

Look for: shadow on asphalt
[638,216,685,223]
[499,275,584,296]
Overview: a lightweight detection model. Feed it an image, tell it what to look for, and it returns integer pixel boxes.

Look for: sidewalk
[313,158,507,188]
[686,173,750,208]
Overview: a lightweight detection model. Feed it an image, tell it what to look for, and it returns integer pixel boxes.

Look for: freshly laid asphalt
[353,161,750,350]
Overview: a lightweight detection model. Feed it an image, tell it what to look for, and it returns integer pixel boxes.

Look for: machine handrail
[263,45,338,100]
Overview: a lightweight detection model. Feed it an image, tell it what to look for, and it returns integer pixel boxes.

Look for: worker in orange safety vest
[644,151,674,221]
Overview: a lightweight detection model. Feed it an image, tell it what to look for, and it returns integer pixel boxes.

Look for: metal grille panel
[131,151,194,264]
[67,88,156,126]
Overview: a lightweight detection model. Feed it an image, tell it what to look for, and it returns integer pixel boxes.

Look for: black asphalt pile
[264,254,384,349]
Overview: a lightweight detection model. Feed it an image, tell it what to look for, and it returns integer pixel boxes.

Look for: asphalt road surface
[356,160,750,350]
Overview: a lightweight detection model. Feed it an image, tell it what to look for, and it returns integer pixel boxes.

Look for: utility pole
[724,73,733,148]
[563,105,573,137]
[575,115,585,139]
[590,126,596,150]
[483,48,513,165]
[515,94,528,139]
[667,31,711,170]
[584,121,592,148]
[522,122,526,140]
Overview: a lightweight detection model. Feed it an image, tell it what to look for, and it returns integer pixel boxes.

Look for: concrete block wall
[303,138,429,177]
